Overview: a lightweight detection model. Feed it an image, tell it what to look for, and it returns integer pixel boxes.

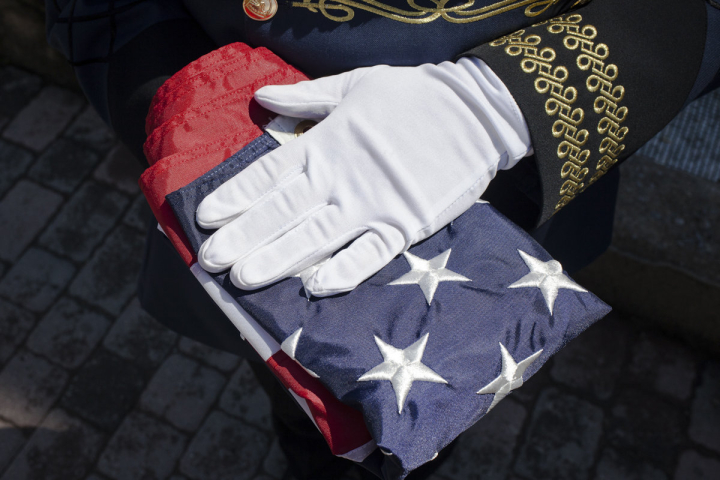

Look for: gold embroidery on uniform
[291,0,561,24]
[492,13,626,213]
[490,28,590,212]
[547,14,629,194]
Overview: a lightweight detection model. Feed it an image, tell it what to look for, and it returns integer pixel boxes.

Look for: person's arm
[195,0,719,296]
[45,0,217,163]
[464,0,720,224]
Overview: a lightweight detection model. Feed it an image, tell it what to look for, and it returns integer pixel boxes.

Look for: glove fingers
[198,175,324,273]
[254,66,377,119]
[304,227,406,297]
[230,204,357,289]
[197,146,306,229]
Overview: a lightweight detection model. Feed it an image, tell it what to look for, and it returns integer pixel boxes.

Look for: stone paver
[0,248,76,312]
[103,298,177,369]
[607,388,686,469]
[628,331,698,401]
[613,156,720,286]
[0,418,26,474]
[0,66,43,130]
[64,106,115,152]
[180,411,270,480]
[0,299,35,364]
[179,337,241,372]
[437,398,526,480]
[689,361,720,453]
[0,140,34,197]
[594,448,668,480]
[0,181,63,262]
[39,181,130,262]
[92,144,143,195]
[69,225,145,315]
[97,411,186,480]
[28,138,100,194]
[515,388,603,480]
[61,350,147,431]
[674,450,720,480]
[140,354,225,432]
[219,361,272,431]
[551,315,631,400]
[0,350,68,427]
[26,297,111,369]
[0,408,104,480]
[2,85,83,152]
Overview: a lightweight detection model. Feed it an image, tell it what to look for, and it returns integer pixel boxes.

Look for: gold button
[244,0,278,21]
[294,120,317,137]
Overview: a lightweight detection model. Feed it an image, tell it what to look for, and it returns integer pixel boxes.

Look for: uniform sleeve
[464,0,720,225]
[45,1,218,163]
[45,1,192,123]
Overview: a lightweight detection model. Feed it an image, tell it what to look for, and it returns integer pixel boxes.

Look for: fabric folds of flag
[139,43,376,464]
[139,42,611,480]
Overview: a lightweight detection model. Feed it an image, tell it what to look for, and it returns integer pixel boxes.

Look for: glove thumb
[254,66,381,120]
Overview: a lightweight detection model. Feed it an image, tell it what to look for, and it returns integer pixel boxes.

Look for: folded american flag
[166,128,610,479]
[140,43,611,479]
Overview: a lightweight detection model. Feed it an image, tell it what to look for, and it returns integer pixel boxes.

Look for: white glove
[197,57,532,296]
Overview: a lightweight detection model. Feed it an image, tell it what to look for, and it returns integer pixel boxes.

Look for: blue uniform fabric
[45,0,720,123]
[184,0,579,76]
[166,134,611,478]
[45,0,190,122]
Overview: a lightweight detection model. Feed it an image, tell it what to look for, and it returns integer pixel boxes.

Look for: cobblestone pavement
[0,65,719,480]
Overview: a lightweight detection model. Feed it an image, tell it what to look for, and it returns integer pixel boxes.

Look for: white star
[358,334,447,414]
[477,342,543,412]
[280,328,319,378]
[388,250,470,305]
[294,257,330,299]
[508,250,587,314]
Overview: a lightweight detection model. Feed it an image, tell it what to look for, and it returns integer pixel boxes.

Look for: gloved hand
[197,57,532,296]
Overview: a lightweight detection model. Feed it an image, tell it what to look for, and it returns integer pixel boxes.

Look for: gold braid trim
[290,0,562,24]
